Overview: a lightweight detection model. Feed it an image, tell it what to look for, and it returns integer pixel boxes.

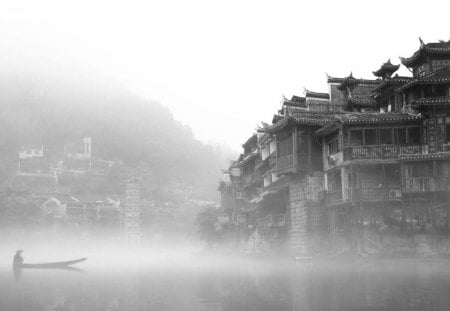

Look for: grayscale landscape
[2,1,450,310]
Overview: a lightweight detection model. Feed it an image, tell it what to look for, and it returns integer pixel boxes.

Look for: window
[364,129,377,145]
[379,128,393,144]
[298,134,308,154]
[350,130,363,146]
[395,128,407,145]
[408,163,433,178]
[328,172,342,192]
[326,133,339,155]
[446,124,450,142]
[408,127,421,145]
[277,135,293,157]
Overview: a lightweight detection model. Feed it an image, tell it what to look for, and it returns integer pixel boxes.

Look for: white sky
[0,0,449,151]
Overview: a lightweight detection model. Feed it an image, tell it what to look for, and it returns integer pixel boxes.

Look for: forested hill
[0,65,233,202]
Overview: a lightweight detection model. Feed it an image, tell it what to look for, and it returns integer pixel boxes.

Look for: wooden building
[219,39,450,256]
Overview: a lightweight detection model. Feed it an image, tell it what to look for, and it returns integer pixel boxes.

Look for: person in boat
[13,250,24,267]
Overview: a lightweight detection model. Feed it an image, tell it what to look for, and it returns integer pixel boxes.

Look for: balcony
[242,170,262,188]
[268,153,277,167]
[262,178,286,194]
[345,186,401,201]
[343,145,422,161]
[256,214,286,228]
[404,177,450,193]
[327,190,343,204]
[273,214,286,227]
[256,214,273,228]
[276,154,293,172]
[276,153,309,173]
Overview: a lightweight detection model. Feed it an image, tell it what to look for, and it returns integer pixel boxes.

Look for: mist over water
[2,236,450,311]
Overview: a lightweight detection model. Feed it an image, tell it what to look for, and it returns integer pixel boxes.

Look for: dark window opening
[408,163,433,178]
[395,128,407,145]
[408,127,421,145]
[379,128,393,145]
[446,124,450,142]
[364,129,377,145]
[277,135,293,157]
[326,133,339,155]
[350,130,363,146]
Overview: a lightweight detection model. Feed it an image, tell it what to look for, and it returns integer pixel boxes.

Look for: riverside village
[219,38,450,258]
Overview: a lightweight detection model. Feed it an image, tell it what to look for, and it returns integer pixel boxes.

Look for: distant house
[18,144,52,176]
[40,197,67,219]
[64,137,92,159]
[19,144,44,159]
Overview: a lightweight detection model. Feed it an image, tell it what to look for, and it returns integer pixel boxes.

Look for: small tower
[122,176,142,244]
[373,59,400,79]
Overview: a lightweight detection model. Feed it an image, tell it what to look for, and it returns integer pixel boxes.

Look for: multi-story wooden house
[219,39,450,256]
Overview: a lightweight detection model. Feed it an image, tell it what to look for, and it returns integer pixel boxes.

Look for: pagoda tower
[122,176,142,244]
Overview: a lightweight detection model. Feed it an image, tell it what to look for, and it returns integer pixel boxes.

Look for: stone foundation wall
[287,173,324,256]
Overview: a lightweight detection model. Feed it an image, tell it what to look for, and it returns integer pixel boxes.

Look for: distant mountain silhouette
[0,64,232,202]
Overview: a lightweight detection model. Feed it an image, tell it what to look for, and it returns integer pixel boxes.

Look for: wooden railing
[242,170,262,187]
[327,190,343,203]
[276,153,309,172]
[268,153,277,167]
[262,178,285,193]
[256,214,273,228]
[276,154,293,171]
[345,186,401,201]
[273,214,286,227]
[404,177,450,193]
[242,173,253,185]
[343,145,422,161]
[297,153,309,171]
[256,214,286,228]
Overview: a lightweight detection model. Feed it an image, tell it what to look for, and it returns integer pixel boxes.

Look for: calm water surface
[2,256,450,311]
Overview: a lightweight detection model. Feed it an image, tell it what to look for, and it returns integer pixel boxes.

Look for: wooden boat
[15,257,87,269]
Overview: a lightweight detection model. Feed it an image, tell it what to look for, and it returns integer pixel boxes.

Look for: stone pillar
[287,173,324,256]
[122,177,142,244]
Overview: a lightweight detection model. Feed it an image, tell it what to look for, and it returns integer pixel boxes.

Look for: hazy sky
[0,0,449,150]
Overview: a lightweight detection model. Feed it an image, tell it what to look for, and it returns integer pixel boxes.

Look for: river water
[2,253,450,311]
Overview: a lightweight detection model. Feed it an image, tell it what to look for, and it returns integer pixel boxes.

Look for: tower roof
[400,38,450,67]
[373,59,400,78]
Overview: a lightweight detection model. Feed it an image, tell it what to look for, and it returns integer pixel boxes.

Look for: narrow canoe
[15,257,87,269]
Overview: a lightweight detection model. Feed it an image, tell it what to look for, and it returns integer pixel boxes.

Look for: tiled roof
[397,68,450,91]
[261,111,422,134]
[333,112,422,124]
[337,73,381,91]
[259,117,291,133]
[327,75,381,86]
[237,151,258,166]
[305,89,330,99]
[348,95,377,107]
[283,96,307,108]
[373,59,400,77]
[242,133,257,149]
[291,112,338,126]
[401,39,450,67]
[291,95,306,104]
[372,76,413,93]
[272,114,283,123]
[258,133,271,145]
[399,152,450,161]
[411,96,450,106]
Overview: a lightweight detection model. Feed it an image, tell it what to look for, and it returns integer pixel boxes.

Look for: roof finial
[303,87,309,95]
[386,58,391,64]
[349,71,353,78]
[419,37,425,47]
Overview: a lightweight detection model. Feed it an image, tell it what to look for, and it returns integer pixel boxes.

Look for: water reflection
[2,259,450,311]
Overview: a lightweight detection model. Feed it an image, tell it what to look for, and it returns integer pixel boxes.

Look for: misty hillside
[0,66,232,202]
